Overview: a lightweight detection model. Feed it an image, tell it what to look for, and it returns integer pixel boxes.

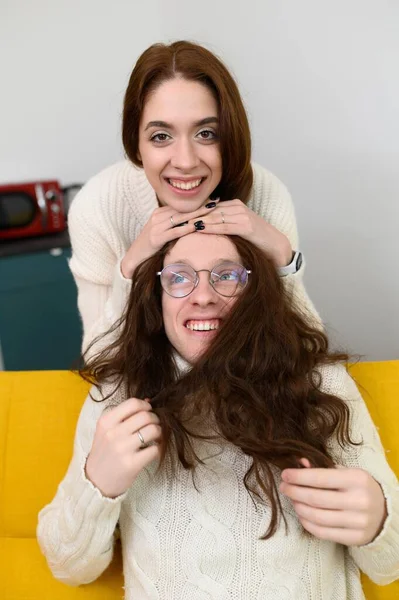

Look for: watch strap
[278,251,303,277]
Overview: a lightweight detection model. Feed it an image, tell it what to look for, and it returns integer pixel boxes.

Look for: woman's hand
[279,458,388,546]
[188,199,293,268]
[121,202,220,278]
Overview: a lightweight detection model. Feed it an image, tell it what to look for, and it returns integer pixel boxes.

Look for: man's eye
[219,271,237,281]
[171,273,190,284]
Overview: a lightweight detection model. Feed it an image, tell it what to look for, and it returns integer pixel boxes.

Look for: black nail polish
[194,220,204,228]
[176,221,188,227]
[195,224,205,231]
[205,201,216,209]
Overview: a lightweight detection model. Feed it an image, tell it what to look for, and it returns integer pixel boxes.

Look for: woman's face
[161,233,241,364]
[138,77,223,213]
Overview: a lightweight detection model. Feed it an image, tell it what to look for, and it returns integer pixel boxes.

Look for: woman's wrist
[274,237,293,268]
[121,255,134,279]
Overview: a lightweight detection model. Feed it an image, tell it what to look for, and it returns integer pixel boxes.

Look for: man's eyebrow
[144,117,219,131]
[166,259,236,267]
[166,260,190,266]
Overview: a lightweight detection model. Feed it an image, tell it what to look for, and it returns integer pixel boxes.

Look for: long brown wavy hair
[79,236,359,540]
[122,40,253,202]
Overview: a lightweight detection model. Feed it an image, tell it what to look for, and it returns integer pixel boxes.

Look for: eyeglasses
[157,261,251,298]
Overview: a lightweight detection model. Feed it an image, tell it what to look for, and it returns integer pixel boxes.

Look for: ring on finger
[137,429,148,449]
[170,215,177,227]
[220,210,225,224]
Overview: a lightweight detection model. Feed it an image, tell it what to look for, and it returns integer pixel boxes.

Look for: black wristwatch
[278,251,303,277]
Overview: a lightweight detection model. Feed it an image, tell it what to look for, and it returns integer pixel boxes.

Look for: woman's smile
[165,176,207,196]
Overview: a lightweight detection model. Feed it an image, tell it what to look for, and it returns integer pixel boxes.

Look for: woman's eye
[151,130,217,144]
[150,133,170,143]
[197,129,217,140]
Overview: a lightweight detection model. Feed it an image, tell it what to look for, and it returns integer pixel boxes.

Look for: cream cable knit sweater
[37,358,399,599]
[67,160,320,355]
[38,160,398,596]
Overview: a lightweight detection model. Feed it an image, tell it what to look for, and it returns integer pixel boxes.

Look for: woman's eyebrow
[144,117,219,131]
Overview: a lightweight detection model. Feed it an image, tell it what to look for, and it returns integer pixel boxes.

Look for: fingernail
[205,201,216,209]
[195,224,205,231]
[194,220,204,227]
[176,221,188,227]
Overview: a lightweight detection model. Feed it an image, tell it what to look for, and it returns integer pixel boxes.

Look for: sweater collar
[172,350,192,375]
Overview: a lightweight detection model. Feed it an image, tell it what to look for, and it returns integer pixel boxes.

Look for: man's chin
[176,345,207,366]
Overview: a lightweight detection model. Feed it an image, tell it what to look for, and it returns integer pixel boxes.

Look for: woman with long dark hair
[38,232,399,599]
[68,40,317,359]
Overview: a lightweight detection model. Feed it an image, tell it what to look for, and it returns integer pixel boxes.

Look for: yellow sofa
[1,362,398,599]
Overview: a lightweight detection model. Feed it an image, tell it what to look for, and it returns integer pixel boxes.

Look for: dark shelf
[0,229,71,258]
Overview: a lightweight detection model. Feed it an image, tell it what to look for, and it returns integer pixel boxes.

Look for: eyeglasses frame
[157,261,252,298]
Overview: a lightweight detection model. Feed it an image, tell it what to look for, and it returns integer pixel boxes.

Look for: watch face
[296,252,303,271]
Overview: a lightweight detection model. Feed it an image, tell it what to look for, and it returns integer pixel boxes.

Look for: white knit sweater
[36,358,399,598]
[66,160,320,355]
[38,160,398,596]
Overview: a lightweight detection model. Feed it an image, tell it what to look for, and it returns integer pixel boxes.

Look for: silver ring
[137,429,147,449]
[170,215,176,227]
[220,211,225,224]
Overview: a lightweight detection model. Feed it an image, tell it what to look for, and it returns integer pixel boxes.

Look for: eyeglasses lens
[211,264,247,296]
[161,265,196,297]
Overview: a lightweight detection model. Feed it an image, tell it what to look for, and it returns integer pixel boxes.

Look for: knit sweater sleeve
[248,163,322,327]
[321,364,399,585]
[36,387,129,586]
[66,161,158,357]
[67,184,132,357]
[72,266,131,357]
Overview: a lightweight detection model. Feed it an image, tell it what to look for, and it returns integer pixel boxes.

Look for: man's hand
[280,458,388,546]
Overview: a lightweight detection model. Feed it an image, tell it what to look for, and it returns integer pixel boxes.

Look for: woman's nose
[170,138,200,170]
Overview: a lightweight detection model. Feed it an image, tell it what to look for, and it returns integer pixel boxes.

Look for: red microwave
[0,180,67,240]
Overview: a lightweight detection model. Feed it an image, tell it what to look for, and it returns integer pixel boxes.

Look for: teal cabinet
[0,247,82,370]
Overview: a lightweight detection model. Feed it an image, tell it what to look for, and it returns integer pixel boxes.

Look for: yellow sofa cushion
[0,362,398,599]
[0,370,124,600]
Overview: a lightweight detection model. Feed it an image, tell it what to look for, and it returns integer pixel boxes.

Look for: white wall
[1,0,398,360]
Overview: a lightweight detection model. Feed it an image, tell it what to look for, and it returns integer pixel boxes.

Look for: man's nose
[170,138,200,170]
[189,273,218,305]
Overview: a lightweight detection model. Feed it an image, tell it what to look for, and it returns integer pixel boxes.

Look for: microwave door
[0,192,37,229]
